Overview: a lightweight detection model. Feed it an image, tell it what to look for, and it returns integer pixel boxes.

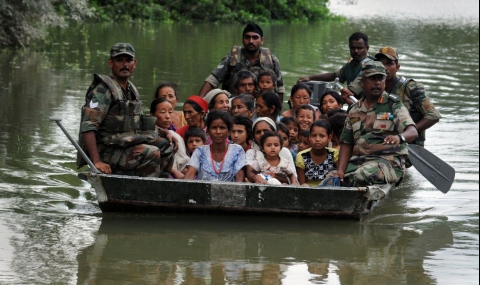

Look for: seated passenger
[230,93,256,119]
[184,110,246,182]
[276,122,291,150]
[297,130,311,152]
[184,127,207,157]
[257,69,277,94]
[231,115,253,153]
[296,120,339,186]
[295,104,316,132]
[176,95,210,142]
[319,90,344,116]
[246,131,297,185]
[280,116,300,159]
[204,89,232,113]
[282,82,321,119]
[327,111,347,150]
[245,117,297,184]
[153,82,187,130]
[150,97,189,179]
[255,91,282,123]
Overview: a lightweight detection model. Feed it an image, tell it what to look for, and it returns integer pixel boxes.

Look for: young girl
[280,116,300,159]
[276,122,290,149]
[295,120,339,187]
[295,104,316,132]
[257,69,277,94]
[230,94,256,119]
[247,131,297,185]
[231,115,253,152]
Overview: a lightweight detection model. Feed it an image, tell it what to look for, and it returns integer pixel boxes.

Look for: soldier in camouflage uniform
[79,43,173,177]
[198,23,285,104]
[375,46,441,146]
[335,61,418,187]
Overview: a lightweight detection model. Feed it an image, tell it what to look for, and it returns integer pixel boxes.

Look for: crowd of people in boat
[77,23,441,188]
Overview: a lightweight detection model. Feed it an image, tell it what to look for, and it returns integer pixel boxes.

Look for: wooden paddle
[335,79,454,193]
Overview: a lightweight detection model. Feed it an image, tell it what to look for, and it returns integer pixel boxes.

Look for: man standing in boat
[198,23,285,105]
[298,32,374,104]
[78,43,174,177]
[335,61,418,187]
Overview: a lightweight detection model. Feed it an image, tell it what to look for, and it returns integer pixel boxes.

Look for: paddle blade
[408,144,455,193]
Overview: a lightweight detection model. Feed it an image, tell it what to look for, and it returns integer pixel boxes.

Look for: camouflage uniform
[335,56,375,96]
[205,46,285,95]
[389,77,441,146]
[79,74,173,177]
[340,92,416,187]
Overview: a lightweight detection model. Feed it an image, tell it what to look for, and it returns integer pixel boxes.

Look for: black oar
[407,144,454,193]
[49,116,101,174]
[337,82,455,193]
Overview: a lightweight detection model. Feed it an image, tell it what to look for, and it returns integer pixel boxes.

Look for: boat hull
[79,172,392,219]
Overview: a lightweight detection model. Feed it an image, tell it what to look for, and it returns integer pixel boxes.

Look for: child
[297,130,311,152]
[327,112,347,150]
[280,116,300,159]
[247,131,297,185]
[230,94,256,119]
[257,69,277,94]
[295,120,339,187]
[183,127,207,175]
[276,122,290,149]
[231,115,253,152]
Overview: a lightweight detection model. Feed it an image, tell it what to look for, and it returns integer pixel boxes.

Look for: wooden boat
[78,171,393,220]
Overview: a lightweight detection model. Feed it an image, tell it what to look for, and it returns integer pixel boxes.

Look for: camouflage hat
[362,61,386,78]
[375,46,398,61]
[110,43,135,58]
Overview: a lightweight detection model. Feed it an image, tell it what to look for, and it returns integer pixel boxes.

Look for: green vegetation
[0,0,336,48]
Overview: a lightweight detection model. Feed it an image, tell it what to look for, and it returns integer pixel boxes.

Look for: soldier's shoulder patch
[388,94,400,102]
[349,117,361,125]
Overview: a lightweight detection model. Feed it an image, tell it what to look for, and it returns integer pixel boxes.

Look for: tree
[0,0,92,48]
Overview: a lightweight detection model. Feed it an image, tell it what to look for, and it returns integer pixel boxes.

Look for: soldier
[78,43,174,177]
[298,32,374,103]
[198,22,285,104]
[335,61,418,187]
[374,46,441,146]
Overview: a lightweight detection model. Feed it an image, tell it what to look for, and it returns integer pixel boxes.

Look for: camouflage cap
[375,46,398,61]
[110,43,135,58]
[362,61,386,77]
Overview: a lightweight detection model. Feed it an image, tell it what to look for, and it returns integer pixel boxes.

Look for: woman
[319,90,344,115]
[245,117,297,184]
[154,82,187,130]
[282,82,321,119]
[150,97,189,179]
[204,89,231,112]
[256,91,282,123]
[176,95,208,140]
[184,110,246,182]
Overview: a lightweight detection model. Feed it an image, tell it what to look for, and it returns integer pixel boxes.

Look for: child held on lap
[247,131,297,185]
[296,120,338,187]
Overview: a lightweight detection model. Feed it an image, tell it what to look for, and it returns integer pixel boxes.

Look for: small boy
[297,130,311,152]
[182,127,207,175]
[257,69,277,94]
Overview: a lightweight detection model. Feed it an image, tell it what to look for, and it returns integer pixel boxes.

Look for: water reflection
[77,215,453,284]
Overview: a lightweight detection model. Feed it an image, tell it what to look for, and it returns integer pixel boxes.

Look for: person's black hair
[149,97,173,115]
[280,116,300,129]
[290,82,312,97]
[259,131,283,150]
[328,112,347,139]
[184,99,206,114]
[231,94,256,112]
[299,130,310,138]
[326,108,346,118]
[349,32,369,46]
[258,92,282,118]
[257,69,277,85]
[276,122,290,137]
[206,109,233,131]
[233,114,253,141]
[233,70,257,88]
[310,119,332,136]
[295,104,316,120]
[153,82,178,99]
[319,90,344,114]
[185,127,207,143]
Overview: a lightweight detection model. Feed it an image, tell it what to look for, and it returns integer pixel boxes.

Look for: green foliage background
[0,0,337,48]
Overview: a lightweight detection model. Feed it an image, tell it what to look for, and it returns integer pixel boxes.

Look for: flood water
[0,0,478,284]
